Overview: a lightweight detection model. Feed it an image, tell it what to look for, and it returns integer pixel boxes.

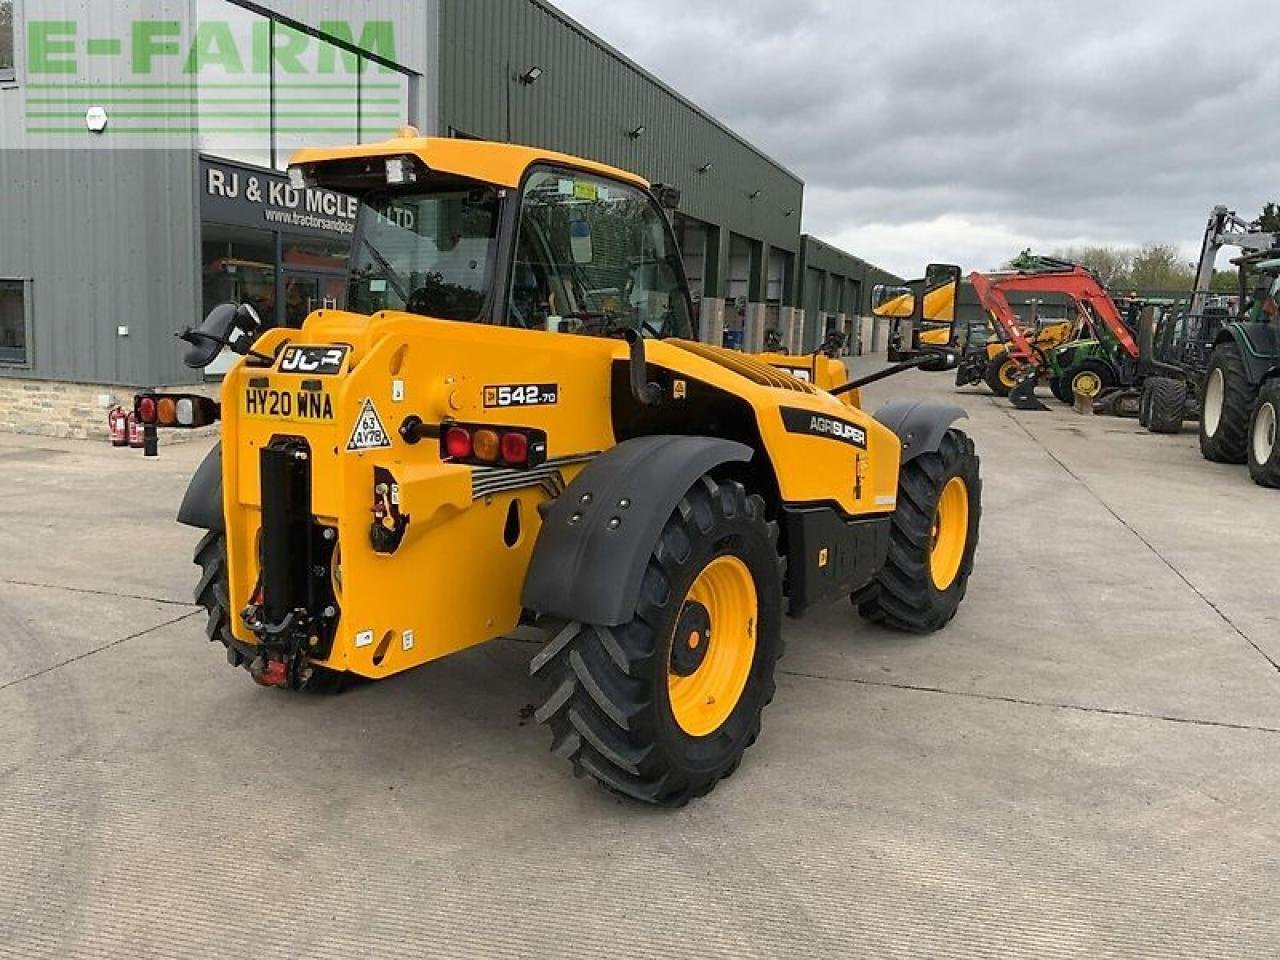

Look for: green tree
[1211,269,1239,293]
[1260,202,1280,233]
[1128,244,1195,292]
[1050,246,1133,288]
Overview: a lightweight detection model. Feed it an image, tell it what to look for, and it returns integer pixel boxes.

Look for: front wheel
[983,354,1019,397]
[1146,377,1188,435]
[1200,343,1258,464]
[1063,359,1117,401]
[857,430,982,633]
[1050,376,1075,405]
[531,477,784,806]
[1248,381,1280,488]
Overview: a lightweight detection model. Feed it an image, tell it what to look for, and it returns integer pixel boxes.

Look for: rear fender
[874,402,968,465]
[1218,323,1280,386]
[178,443,224,532]
[521,435,752,626]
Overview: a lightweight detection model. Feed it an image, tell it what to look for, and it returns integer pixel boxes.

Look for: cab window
[508,169,692,339]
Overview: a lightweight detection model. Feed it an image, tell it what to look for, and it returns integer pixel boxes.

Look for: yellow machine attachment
[150,133,982,806]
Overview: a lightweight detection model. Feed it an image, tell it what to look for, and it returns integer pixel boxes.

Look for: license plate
[244,386,335,423]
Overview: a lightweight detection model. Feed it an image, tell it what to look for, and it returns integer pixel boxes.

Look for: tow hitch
[239,438,340,688]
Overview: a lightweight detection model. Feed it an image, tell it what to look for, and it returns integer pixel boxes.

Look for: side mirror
[923,263,961,324]
[179,302,263,370]
[918,349,959,373]
[872,284,915,318]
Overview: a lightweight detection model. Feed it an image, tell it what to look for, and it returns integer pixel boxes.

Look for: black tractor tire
[857,430,982,633]
[983,354,1018,398]
[1138,381,1154,426]
[531,477,784,807]
[194,531,348,693]
[1247,380,1280,488]
[1145,377,1187,435]
[1050,376,1075,405]
[1062,359,1118,401]
[1199,343,1258,464]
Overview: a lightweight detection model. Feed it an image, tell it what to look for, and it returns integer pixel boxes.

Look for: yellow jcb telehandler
[138,132,983,806]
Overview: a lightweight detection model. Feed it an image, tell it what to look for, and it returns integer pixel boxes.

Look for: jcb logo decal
[279,346,349,376]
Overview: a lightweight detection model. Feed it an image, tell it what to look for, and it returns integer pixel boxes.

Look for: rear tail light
[500,431,529,465]
[439,422,547,469]
[134,392,220,428]
[444,426,473,459]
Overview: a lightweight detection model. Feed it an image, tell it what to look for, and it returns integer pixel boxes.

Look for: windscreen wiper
[360,239,411,306]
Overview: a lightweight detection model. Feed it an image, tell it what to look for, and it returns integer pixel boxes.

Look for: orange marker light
[472,429,501,463]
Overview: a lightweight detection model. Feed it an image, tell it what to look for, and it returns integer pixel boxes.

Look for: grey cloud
[552,0,1280,275]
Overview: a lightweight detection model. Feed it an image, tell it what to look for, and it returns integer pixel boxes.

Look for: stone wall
[0,378,219,441]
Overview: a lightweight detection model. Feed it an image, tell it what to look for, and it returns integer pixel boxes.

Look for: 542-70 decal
[484,384,559,408]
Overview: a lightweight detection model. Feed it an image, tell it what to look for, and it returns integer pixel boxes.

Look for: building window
[0,0,15,81]
[0,280,30,366]
[196,0,415,171]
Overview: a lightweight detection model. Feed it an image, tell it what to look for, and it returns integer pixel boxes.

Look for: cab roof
[289,132,650,191]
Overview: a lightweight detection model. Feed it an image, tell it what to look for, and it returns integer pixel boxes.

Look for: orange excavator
[967,258,1141,411]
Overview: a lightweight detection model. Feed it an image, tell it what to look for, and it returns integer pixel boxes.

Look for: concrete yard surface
[2,362,1279,959]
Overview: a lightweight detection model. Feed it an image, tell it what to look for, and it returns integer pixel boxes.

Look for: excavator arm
[970,265,1140,362]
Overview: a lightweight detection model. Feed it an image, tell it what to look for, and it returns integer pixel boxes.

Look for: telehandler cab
[139,133,982,806]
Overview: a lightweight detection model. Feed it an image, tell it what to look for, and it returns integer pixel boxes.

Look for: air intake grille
[667,340,818,393]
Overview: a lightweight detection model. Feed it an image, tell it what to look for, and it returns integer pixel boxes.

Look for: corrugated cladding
[438,0,804,255]
[0,149,200,386]
[801,235,902,315]
[0,0,200,386]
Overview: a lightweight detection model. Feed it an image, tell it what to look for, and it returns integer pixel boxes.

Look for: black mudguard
[178,443,224,532]
[874,401,969,464]
[1221,323,1280,386]
[521,435,752,626]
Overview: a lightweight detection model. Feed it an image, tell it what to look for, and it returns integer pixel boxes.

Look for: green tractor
[1199,251,1280,487]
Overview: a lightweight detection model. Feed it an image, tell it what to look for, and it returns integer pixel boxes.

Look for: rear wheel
[1248,381,1280,488]
[983,355,1019,397]
[1138,381,1154,426]
[1050,376,1075,405]
[531,477,783,806]
[1063,359,1116,401]
[857,430,982,633]
[1146,377,1187,435]
[193,531,348,693]
[1200,343,1258,463]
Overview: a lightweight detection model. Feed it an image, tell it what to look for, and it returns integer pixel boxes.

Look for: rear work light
[134,392,221,429]
[439,422,547,470]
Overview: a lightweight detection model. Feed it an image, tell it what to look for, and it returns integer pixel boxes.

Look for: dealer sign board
[200,157,357,240]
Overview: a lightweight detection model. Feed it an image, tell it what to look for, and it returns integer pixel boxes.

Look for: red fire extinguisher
[108,406,129,447]
[127,411,145,449]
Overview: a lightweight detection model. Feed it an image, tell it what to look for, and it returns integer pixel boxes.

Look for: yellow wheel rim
[1073,371,1103,398]
[999,361,1019,389]
[668,555,757,738]
[930,477,969,591]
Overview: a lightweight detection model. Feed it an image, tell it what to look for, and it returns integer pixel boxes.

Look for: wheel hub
[670,602,712,678]
[1074,371,1102,398]
[1254,401,1277,465]
[667,555,758,738]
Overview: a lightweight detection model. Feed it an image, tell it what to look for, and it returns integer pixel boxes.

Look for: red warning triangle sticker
[347,398,393,451]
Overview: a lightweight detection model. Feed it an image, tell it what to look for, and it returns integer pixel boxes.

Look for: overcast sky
[552,0,1280,277]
